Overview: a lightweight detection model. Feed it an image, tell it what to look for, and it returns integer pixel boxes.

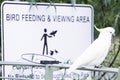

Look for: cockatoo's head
[94,26,115,39]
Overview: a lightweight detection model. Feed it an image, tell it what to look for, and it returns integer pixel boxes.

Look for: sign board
[1,1,94,80]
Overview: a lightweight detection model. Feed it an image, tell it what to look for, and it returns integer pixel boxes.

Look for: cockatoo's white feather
[67,27,115,74]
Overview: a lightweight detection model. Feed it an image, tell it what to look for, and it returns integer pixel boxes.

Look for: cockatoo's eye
[110,32,112,34]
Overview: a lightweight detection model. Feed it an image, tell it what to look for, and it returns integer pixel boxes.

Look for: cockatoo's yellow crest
[94,25,101,32]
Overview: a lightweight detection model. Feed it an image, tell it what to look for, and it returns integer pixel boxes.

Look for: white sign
[1,1,94,80]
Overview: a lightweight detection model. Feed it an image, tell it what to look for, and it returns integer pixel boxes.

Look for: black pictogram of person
[41,28,58,55]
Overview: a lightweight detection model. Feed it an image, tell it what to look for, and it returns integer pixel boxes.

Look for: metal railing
[0,61,119,80]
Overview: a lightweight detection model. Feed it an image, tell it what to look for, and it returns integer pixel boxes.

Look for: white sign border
[1,1,94,79]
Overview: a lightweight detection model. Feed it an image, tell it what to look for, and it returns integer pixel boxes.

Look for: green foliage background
[0,0,120,79]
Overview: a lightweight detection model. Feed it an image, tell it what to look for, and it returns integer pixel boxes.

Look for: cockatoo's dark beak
[112,33,115,38]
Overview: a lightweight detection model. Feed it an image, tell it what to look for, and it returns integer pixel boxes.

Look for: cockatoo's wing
[67,39,109,74]
[67,27,115,74]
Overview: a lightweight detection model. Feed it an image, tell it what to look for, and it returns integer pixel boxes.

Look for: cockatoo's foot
[94,65,103,68]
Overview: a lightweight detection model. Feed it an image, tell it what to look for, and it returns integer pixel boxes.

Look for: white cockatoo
[67,26,115,74]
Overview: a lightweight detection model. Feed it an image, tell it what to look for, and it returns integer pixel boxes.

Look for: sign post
[1,1,94,80]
